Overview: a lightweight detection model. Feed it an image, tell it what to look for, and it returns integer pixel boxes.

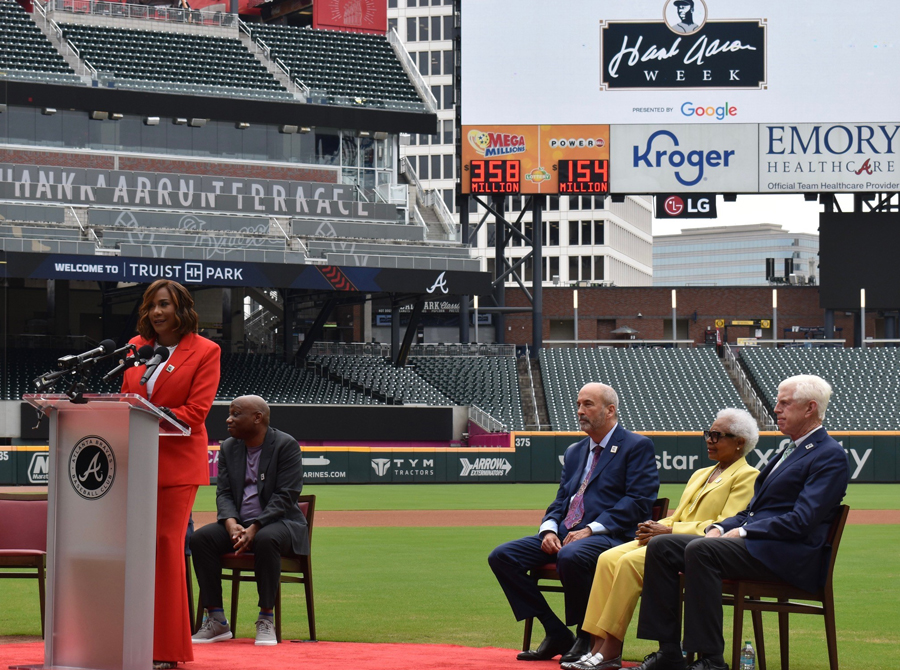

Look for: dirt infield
[194,508,900,528]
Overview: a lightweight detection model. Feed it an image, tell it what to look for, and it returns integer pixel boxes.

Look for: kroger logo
[633,130,735,187]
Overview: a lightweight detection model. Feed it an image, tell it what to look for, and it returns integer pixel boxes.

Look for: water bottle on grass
[740,640,755,670]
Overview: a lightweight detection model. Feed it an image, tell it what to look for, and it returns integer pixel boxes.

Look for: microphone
[57,339,117,369]
[100,344,143,383]
[139,346,171,386]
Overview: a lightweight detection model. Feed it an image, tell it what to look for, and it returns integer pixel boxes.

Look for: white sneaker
[255,617,277,646]
[192,616,232,644]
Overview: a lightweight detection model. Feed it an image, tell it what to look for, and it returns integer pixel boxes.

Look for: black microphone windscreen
[138,345,155,359]
[154,346,170,362]
[99,339,117,354]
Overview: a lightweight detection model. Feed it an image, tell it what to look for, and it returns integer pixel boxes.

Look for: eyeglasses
[703,430,736,444]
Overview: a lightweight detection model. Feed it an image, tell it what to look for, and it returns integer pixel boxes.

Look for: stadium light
[280,125,299,134]
[174,118,188,125]
[42,108,57,115]
[110,113,124,121]
[0,104,6,113]
[723,193,737,202]
[144,117,160,126]
[772,289,778,349]
[860,289,866,349]
[235,122,250,129]
[90,111,109,120]
[357,130,371,138]
[671,290,677,346]
[573,290,578,346]
[188,118,207,127]
[299,126,312,134]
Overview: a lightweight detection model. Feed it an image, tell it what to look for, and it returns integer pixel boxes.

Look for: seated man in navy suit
[489,383,659,663]
[634,374,850,670]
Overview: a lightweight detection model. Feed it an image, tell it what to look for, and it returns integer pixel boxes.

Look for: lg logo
[656,194,716,219]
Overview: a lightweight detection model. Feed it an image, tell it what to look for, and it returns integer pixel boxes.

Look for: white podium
[20,393,189,670]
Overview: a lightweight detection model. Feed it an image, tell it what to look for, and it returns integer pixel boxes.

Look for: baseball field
[1,483,897,669]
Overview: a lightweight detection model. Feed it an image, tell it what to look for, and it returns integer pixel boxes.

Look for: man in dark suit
[489,383,659,663]
[634,374,850,670]
[191,395,308,646]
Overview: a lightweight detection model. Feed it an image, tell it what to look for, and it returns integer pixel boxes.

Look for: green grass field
[2,484,897,669]
[193,482,900,512]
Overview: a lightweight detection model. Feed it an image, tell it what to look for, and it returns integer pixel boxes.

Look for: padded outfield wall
[3,431,895,486]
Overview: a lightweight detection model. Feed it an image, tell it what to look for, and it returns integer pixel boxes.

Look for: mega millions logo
[69,436,116,500]
[467,129,527,158]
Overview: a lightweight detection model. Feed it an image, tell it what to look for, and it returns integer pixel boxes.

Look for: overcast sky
[651,194,856,237]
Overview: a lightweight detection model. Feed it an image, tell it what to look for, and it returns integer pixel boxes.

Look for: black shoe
[634,651,687,670]
[517,631,576,661]
[687,658,728,670]
[560,636,592,663]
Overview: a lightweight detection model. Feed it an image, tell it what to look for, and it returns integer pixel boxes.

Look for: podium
[21,393,190,670]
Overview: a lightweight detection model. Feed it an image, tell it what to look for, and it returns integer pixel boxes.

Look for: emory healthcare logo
[467,129,526,158]
[459,457,512,477]
[68,436,116,500]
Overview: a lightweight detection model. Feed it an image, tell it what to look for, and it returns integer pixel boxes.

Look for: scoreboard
[557,159,609,194]
[469,160,521,193]
[461,124,610,195]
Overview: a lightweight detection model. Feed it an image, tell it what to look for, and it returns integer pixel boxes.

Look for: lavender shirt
[239,445,264,524]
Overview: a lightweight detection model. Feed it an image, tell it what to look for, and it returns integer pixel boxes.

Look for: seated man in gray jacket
[191,395,308,646]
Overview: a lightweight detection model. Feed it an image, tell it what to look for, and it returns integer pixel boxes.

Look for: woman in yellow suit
[565,408,760,670]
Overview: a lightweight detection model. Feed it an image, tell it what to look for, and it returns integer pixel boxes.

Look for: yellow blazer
[660,457,759,534]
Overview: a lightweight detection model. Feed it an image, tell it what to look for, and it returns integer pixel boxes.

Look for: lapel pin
[260,473,266,481]
[610,445,618,454]
[806,444,814,449]
[165,364,175,373]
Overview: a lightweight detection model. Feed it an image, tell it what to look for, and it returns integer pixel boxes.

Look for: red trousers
[154,484,198,662]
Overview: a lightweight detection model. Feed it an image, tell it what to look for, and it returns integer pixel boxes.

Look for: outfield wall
[3,431,895,486]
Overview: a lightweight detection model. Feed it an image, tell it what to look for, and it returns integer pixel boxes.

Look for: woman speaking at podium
[121,279,221,670]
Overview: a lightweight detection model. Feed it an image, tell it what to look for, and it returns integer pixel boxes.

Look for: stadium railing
[46,0,237,28]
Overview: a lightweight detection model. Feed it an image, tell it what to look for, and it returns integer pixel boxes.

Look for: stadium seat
[246,24,423,109]
[520,498,670,650]
[0,492,49,637]
[59,22,289,99]
[197,495,316,643]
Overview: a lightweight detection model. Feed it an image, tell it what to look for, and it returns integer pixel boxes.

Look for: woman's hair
[715,408,759,453]
[136,279,199,340]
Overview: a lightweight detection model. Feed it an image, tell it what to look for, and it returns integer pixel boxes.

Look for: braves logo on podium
[69,436,116,500]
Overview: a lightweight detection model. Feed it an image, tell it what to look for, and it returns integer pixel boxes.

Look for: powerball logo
[468,129,526,157]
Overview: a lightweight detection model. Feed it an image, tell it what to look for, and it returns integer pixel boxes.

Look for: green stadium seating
[59,23,290,98]
[540,347,746,432]
[246,24,422,109]
[740,347,900,431]
[0,0,77,79]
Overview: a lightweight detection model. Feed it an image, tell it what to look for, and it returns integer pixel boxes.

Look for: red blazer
[121,332,221,487]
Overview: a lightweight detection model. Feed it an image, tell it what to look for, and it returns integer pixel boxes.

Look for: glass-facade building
[653,224,819,286]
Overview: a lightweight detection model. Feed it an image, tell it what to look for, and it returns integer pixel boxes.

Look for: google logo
[681,102,737,121]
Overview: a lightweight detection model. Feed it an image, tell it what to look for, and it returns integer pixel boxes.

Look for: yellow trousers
[582,539,647,641]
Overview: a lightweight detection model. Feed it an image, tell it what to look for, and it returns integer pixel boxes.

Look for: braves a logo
[426,271,449,294]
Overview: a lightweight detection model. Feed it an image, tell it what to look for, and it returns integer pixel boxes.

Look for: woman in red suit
[121,279,220,670]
